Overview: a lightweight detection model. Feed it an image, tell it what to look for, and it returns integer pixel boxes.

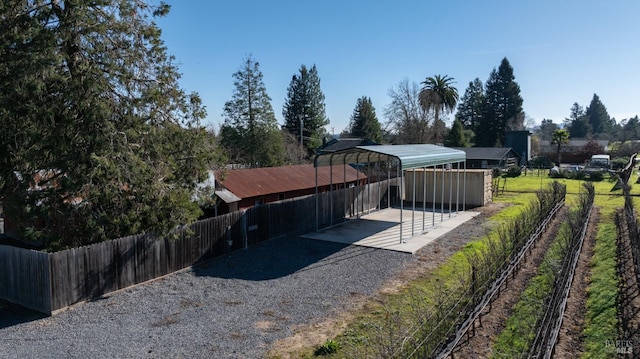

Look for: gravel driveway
[1,235,412,358]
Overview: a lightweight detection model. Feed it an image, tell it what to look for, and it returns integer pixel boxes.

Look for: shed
[213,164,365,215]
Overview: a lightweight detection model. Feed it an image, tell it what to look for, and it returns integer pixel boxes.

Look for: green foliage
[585,94,614,135]
[282,64,329,154]
[0,1,218,249]
[551,129,570,164]
[455,78,484,131]
[476,57,524,147]
[419,74,459,143]
[588,171,604,181]
[220,55,283,167]
[565,102,592,138]
[505,166,522,177]
[610,157,628,170]
[529,156,553,169]
[444,118,470,147]
[314,340,340,356]
[537,119,559,141]
[348,96,382,143]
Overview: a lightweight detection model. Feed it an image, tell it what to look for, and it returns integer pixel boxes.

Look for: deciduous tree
[384,79,432,144]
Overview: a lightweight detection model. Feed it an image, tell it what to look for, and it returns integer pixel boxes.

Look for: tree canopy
[476,58,524,147]
[585,93,614,136]
[455,78,484,132]
[220,55,283,167]
[384,79,432,144]
[348,96,382,143]
[282,64,329,155]
[420,75,458,143]
[0,0,219,250]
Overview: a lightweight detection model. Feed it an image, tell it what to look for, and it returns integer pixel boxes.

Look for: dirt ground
[267,202,507,358]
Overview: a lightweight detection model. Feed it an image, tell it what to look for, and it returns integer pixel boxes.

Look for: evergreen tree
[455,78,484,131]
[565,102,591,138]
[538,119,559,141]
[445,118,470,147]
[585,94,614,136]
[620,116,640,142]
[220,55,283,168]
[282,64,329,154]
[0,1,219,249]
[477,58,524,147]
[348,96,382,143]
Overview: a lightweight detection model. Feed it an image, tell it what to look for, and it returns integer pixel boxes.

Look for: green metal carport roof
[314,144,466,169]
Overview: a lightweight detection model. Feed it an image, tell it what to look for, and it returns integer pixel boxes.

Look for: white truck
[585,154,610,173]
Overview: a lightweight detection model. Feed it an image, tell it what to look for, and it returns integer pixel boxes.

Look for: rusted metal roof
[219,164,365,199]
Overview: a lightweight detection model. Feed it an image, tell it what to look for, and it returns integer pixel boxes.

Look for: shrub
[589,171,604,181]
[314,340,340,356]
[529,156,553,169]
[505,166,522,177]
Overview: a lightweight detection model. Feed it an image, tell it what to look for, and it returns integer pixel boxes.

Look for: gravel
[0,235,412,358]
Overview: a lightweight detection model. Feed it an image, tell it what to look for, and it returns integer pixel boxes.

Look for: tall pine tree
[0,1,218,249]
[348,96,382,143]
[585,94,613,136]
[455,78,484,132]
[565,102,591,138]
[282,65,329,154]
[477,58,524,147]
[220,55,283,167]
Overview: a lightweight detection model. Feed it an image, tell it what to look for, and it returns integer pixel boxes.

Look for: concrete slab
[301,208,481,254]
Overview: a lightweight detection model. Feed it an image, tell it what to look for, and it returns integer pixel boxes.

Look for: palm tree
[419,75,459,143]
[551,129,570,166]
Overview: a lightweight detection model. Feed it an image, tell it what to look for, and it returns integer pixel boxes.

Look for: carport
[314,144,467,244]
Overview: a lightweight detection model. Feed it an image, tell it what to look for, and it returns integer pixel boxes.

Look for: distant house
[453,147,522,169]
[210,164,366,215]
[539,139,609,154]
[316,137,379,155]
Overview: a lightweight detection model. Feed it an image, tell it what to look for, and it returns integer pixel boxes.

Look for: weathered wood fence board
[0,245,51,313]
[0,180,395,314]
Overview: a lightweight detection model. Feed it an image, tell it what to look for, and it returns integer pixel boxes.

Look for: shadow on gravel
[193,236,383,281]
[0,301,47,329]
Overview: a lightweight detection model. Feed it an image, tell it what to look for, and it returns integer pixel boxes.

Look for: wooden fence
[0,179,395,314]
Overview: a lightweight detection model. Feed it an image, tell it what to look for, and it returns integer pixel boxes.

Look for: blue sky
[154,1,640,134]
